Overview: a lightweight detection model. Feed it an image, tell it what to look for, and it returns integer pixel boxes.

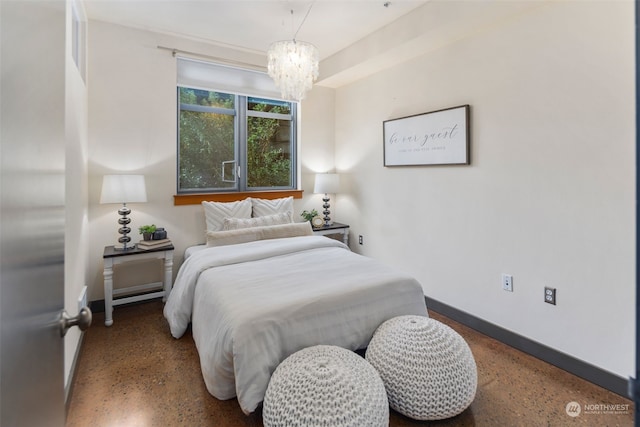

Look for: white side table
[102,244,174,326]
[312,222,350,245]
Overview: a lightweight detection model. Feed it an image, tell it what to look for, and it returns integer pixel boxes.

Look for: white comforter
[164,235,428,414]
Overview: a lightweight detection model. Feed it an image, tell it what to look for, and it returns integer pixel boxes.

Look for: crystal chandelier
[267,5,319,101]
[267,40,319,101]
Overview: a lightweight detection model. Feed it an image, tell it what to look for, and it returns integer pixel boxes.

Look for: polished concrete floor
[66,300,633,426]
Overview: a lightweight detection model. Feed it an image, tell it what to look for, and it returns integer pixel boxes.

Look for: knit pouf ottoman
[365,315,477,420]
[263,345,389,427]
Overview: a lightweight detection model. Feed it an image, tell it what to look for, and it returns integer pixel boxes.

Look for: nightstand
[102,244,174,326]
[312,222,350,245]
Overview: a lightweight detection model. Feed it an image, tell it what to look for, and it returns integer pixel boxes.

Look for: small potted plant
[138,224,157,241]
[300,209,318,222]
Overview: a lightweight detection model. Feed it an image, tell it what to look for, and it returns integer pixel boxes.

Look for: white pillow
[206,222,313,247]
[252,196,293,219]
[202,199,252,231]
[222,212,292,230]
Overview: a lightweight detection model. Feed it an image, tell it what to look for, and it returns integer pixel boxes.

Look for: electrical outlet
[502,274,513,292]
[358,235,363,245]
[544,287,556,305]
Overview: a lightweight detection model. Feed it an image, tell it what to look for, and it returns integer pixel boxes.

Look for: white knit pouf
[263,345,389,427]
[365,316,477,420]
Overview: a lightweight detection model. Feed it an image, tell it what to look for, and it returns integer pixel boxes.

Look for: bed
[163,199,428,415]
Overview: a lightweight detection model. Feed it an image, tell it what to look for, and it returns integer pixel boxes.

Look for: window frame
[176,86,298,196]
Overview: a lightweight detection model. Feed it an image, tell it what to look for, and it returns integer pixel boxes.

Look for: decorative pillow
[252,196,294,219]
[222,212,292,230]
[202,199,252,232]
[206,222,313,247]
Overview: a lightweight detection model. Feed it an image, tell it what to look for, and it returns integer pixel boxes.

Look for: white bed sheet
[164,235,428,414]
[184,244,206,259]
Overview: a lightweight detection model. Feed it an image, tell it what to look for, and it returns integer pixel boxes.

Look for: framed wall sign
[383,104,470,166]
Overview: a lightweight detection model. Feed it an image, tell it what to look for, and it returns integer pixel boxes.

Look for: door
[1,1,68,425]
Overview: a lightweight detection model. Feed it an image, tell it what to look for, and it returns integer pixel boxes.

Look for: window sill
[174,190,304,206]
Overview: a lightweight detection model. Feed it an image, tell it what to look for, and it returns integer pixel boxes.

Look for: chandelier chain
[293,2,315,41]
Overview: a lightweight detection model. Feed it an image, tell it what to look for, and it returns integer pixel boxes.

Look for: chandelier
[267,5,319,101]
[267,40,319,101]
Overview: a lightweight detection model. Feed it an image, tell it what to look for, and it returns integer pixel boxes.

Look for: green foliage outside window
[179,88,235,190]
[247,103,291,188]
[179,88,293,192]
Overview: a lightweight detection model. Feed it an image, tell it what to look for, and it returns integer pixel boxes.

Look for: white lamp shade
[100,175,147,204]
[314,173,340,194]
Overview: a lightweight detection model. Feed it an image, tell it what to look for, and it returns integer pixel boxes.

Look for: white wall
[334,1,634,378]
[87,21,335,300]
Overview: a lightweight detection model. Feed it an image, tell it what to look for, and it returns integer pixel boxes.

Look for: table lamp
[100,174,147,250]
[314,173,340,226]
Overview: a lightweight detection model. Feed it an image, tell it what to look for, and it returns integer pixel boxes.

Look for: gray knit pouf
[365,316,477,420]
[263,345,389,427]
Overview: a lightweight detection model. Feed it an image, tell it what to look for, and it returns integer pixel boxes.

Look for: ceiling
[83,0,429,61]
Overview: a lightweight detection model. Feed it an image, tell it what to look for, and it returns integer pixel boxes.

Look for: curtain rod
[157,45,267,72]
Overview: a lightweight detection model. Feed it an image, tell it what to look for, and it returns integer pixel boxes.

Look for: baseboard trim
[90,299,105,313]
[425,296,629,398]
[89,297,163,314]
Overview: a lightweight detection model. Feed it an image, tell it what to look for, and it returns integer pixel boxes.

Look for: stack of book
[137,238,172,250]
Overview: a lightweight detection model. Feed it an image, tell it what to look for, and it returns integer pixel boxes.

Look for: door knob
[59,307,92,337]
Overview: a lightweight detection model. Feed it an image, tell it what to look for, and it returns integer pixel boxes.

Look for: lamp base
[115,203,134,250]
[322,195,332,226]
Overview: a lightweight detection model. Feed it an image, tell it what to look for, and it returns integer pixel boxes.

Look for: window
[177,58,297,194]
